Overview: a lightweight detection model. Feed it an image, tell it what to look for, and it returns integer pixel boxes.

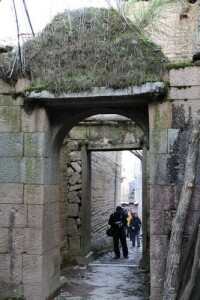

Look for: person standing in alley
[130,212,141,247]
[108,206,129,259]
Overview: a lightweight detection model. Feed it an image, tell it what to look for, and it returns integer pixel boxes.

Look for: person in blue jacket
[108,206,129,259]
[130,212,142,247]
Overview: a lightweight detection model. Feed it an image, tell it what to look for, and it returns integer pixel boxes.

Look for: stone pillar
[0,82,24,297]
[22,107,60,299]
[0,80,60,299]
[149,100,172,299]
[149,66,200,299]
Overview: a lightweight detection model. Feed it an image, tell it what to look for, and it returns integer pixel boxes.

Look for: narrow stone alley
[55,239,150,299]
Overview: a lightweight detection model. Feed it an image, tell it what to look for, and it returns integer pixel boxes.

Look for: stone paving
[55,239,150,299]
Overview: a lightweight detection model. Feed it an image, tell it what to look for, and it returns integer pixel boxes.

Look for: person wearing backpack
[130,212,142,247]
[108,206,129,259]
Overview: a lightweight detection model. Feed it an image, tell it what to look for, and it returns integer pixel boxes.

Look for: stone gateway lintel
[25,82,167,108]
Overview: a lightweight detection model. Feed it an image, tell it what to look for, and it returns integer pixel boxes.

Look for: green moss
[165,62,195,70]
[25,134,37,156]
[1,107,20,130]
[25,83,48,93]
[0,95,13,106]
[60,255,76,269]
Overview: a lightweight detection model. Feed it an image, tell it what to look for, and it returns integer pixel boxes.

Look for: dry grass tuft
[0,8,166,94]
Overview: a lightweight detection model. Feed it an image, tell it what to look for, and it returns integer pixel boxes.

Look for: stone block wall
[149,65,200,299]
[128,1,200,62]
[0,79,60,299]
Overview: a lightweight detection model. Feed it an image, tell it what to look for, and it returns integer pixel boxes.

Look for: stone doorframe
[80,143,148,263]
[48,104,150,293]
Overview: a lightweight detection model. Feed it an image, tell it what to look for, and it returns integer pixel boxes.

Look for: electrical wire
[12,0,23,73]
[22,0,35,37]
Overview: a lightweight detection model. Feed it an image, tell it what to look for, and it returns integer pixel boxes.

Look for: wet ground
[54,239,150,299]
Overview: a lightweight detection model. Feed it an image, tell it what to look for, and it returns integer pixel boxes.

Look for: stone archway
[42,102,150,299]
[58,114,148,267]
[0,80,164,299]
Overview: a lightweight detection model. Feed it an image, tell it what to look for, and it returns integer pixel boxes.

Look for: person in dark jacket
[108,206,129,259]
[130,212,141,247]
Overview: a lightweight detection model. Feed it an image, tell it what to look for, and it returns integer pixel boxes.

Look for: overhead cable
[12,0,23,73]
[22,0,35,37]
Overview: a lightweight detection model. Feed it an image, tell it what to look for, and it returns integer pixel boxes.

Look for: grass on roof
[0,8,166,94]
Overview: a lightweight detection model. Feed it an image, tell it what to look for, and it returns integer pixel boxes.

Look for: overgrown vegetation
[166,61,195,70]
[0,8,166,94]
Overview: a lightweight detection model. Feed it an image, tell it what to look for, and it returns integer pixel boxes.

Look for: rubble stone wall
[59,121,143,262]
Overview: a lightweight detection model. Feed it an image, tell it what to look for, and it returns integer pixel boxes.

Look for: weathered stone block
[149,129,168,154]
[49,273,60,297]
[68,151,82,161]
[164,210,176,235]
[15,78,31,93]
[68,191,81,203]
[68,203,79,217]
[28,205,43,228]
[67,167,74,176]
[24,132,47,157]
[0,228,8,252]
[150,210,164,235]
[43,223,59,252]
[68,235,81,252]
[150,259,165,289]
[44,185,59,203]
[0,106,21,132]
[12,228,43,255]
[68,171,81,185]
[44,158,59,185]
[71,161,81,173]
[43,247,60,282]
[68,127,87,139]
[169,86,200,100]
[0,79,14,94]
[150,235,169,260]
[23,157,45,184]
[24,184,59,205]
[185,210,200,235]
[23,283,43,300]
[0,254,22,283]
[69,184,81,191]
[24,184,45,205]
[67,218,79,236]
[167,129,179,154]
[43,202,59,226]
[169,66,200,86]
[0,95,14,106]
[22,107,50,132]
[0,281,23,299]
[0,133,23,156]
[66,140,80,150]
[0,204,27,227]
[0,183,23,204]
[0,157,24,183]
[25,228,43,254]
[149,153,185,185]
[149,101,171,129]
[150,185,177,210]
[23,254,42,284]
